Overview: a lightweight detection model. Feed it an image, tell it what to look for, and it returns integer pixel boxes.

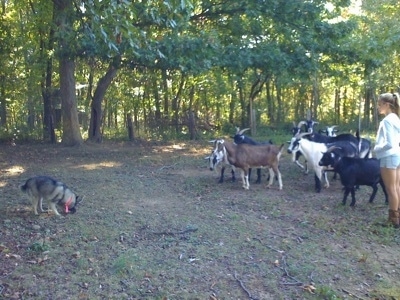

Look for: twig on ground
[252,237,284,253]
[279,255,304,286]
[158,163,178,170]
[152,228,198,236]
[342,288,367,300]
[234,272,259,300]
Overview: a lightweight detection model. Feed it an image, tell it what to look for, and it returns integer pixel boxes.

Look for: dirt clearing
[1,141,399,299]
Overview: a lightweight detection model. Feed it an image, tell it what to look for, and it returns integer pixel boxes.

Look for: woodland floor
[0,140,400,300]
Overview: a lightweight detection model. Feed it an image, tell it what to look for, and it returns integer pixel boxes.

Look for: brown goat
[214,139,284,190]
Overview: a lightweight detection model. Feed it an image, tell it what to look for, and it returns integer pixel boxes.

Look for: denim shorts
[380,154,400,169]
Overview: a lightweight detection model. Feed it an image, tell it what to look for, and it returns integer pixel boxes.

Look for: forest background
[1,0,399,145]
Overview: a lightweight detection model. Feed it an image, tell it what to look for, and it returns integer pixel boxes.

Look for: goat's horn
[235,126,240,134]
[296,132,311,139]
[331,125,338,129]
[209,140,216,143]
[297,121,307,128]
[292,121,296,127]
[326,146,338,152]
[238,128,250,135]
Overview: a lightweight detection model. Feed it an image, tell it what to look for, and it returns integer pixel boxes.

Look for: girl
[374,92,400,227]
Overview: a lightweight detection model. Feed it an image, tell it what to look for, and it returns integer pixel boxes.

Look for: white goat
[213,139,284,190]
[287,132,329,192]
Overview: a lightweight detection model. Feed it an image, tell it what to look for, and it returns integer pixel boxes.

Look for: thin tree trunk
[88,60,119,142]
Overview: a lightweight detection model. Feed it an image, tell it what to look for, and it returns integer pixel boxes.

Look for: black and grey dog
[20,176,83,216]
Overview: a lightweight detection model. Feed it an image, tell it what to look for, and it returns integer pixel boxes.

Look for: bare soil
[1,141,400,300]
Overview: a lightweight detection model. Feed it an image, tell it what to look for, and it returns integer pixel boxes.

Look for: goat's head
[318,146,341,168]
[287,132,311,154]
[321,125,338,137]
[207,139,226,170]
[291,121,307,136]
[233,127,250,144]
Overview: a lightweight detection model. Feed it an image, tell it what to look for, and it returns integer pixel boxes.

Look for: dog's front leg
[48,202,61,216]
[38,197,45,213]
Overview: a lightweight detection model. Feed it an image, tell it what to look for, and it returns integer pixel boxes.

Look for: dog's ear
[69,207,77,214]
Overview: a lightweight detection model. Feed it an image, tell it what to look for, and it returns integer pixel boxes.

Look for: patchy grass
[0,140,400,299]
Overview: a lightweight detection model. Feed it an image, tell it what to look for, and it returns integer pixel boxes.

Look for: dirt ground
[1,141,400,300]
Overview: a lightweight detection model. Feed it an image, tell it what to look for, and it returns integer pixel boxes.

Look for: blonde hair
[379,92,400,116]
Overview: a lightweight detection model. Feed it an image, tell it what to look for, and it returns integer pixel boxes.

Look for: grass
[1,140,400,299]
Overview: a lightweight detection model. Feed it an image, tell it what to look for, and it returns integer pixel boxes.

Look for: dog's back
[21,176,64,201]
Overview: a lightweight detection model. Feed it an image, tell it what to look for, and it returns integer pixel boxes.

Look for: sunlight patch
[74,161,121,170]
[4,165,25,176]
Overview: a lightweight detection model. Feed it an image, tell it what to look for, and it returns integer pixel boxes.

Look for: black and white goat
[233,127,273,183]
[213,139,284,190]
[318,146,388,206]
[287,132,360,192]
[319,125,339,137]
[305,129,371,159]
[206,143,235,183]
[290,120,316,173]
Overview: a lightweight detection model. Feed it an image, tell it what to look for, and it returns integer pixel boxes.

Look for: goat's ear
[204,156,210,160]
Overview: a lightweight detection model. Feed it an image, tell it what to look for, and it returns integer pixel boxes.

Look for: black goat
[233,127,273,183]
[318,147,388,206]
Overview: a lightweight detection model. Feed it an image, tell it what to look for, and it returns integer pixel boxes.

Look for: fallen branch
[342,288,367,300]
[234,272,259,300]
[152,228,198,236]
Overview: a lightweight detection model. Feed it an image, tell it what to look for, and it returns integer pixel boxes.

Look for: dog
[20,176,83,216]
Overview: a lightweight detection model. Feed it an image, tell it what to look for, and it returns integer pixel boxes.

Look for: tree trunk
[54,0,82,146]
[0,76,7,128]
[88,60,119,142]
[126,113,134,141]
[60,59,83,146]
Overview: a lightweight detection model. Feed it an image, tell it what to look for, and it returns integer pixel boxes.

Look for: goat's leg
[322,170,329,188]
[293,152,305,170]
[268,166,282,190]
[314,173,322,193]
[349,188,356,206]
[267,168,274,188]
[218,167,225,183]
[368,184,379,203]
[230,168,236,182]
[342,188,351,205]
[255,168,262,184]
[241,169,250,190]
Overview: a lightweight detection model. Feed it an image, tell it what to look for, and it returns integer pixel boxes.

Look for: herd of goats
[206,119,388,207]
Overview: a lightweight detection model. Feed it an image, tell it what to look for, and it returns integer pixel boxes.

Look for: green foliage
[2,0,400,142]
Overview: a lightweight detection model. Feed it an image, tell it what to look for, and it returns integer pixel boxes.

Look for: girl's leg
[381,167,399,227]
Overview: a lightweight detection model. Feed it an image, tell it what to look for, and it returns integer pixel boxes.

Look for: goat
[290,120,313,173]
[206,143,235,183]
[318,147,388,206]
[287,132,330,192]
[319,125,338,137]
[213,139,284,190]
[233,127,273,183]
